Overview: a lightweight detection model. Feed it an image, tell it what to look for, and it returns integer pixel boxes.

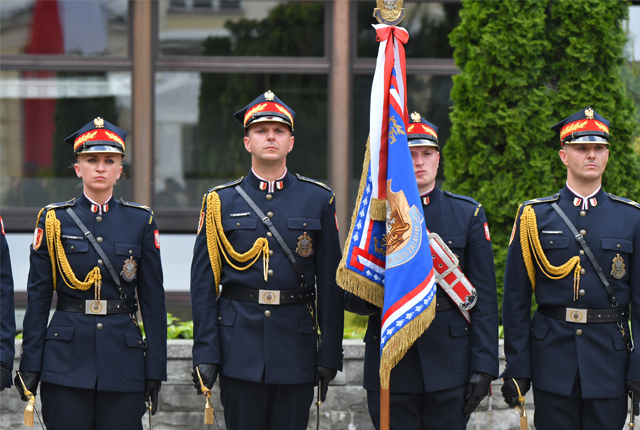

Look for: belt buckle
[258,290,280,305]
[86,300,107,315]
[565,307,587,323]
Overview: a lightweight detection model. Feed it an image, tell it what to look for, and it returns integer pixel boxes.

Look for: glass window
[353,74,453,180]
[0,0,129,56]
[154,72,328,208]
[158,1,325,56]
[0,70,132,209]
[357,1,462,58]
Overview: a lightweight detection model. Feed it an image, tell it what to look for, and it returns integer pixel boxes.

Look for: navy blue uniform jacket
[1,218,16,386]
[502,187,640,398]
[19,196,167,392]
[191,172,344,384]
[346,188,499,393]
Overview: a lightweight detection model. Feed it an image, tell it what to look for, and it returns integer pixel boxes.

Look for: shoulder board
[209,177,244,193]
[609,193,640,210]
[443,191,478,206]
[119,199,151,212]
[524,193,560,205]
[296,174,331,191]
[45,198,76,210]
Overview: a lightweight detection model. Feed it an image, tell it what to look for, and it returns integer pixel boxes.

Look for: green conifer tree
[445,0,640,312]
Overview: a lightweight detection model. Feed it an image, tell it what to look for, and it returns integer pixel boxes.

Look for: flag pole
[381,386,391,430]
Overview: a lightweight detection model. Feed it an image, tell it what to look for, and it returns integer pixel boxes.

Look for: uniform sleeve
[626,215,640,383]
[500,205,533,379]
[190,198,222,368]
[344,290,379,316]
[137,212,167,381]
[465,205,499,377]
[20,210,54,372]
[314,193,344,371]
[1,231,16,368]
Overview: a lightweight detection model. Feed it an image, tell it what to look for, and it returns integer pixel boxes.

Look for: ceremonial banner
[337,23,437,388]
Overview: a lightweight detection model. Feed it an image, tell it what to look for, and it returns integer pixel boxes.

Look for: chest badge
[296,232,313,258]
[121,256,138,282]
[611,254,626,279]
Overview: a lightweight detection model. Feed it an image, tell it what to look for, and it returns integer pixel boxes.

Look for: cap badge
[264,90,275,101]
[296,232,314,257]
[94,117,104,128]
[585,108,594,120]
[410,112,421,123]
[611,254,626,279]
[121,256,138,282]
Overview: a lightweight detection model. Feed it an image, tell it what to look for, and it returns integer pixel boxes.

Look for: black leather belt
[220,286,315,305]
[537,305,629,324]
[436,295,456,312]
[56,296,138,315]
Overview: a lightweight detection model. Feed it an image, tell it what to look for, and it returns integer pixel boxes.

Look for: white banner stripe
[381,272,436,334]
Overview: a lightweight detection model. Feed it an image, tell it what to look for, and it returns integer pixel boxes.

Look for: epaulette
[209,177,243,193]
[120,198,151,212]
[45,198,76,210]
[296,174,331,191]
[524,193,560,205]
[609,193,640,210]
[443,191,478,206]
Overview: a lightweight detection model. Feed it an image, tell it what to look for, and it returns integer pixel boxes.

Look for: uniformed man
[501,107,640,428]
[15,118,167,430]
[190,91,344,430]
[0,217,16,391]
[345,112,499,430]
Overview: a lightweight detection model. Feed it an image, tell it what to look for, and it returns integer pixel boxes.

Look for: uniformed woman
[15,118,167,430]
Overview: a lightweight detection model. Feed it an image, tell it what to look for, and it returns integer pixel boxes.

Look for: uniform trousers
[40,381,146,430]
[366,385,469,430]
[219,374,314,430]
[533,373,628,430]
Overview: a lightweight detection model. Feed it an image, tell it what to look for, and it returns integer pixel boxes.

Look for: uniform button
[54,333,58,337]
[580,250,585,255]
[98,259,104,265]
[549,241,554,245]
[579,289,586,296]
[96,237,103,244]
[267,232,273,237]
[264,310,271,317]
[448,241,452,245]
[218,316,221,321]
[268,269,274,276]
[266,194,273,201]
[576,329,583,336]
[303,223,307,227]
[138,341,142,345]
[580,211,586,217]
[236,222,241,227]
[96,216,103,223]
[580,229,586,236]
[70,245,75,250]
[617,244,621,248]
[267,212,273,218]
[96,323,103,330]
[580,268,586,275]
[129,250,133,255]
[269,250,274,256]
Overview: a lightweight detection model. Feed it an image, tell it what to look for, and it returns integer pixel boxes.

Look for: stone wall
[0,339,632,429]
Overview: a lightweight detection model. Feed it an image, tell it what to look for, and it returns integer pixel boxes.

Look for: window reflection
[154,72,327,208]
[357,1,461,58]
[158,1,324,56]
[0,71,132,208]
[0,0,128,56]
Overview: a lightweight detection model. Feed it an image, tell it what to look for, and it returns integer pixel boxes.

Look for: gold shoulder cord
[205,191,269,296]
[519,205,581,298]
[39,208,101,292]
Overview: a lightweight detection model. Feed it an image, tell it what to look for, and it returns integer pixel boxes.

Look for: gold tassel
[370,198,387,221]
[195,367,214,425]
[513,379,529,430]
[17,373,35,427]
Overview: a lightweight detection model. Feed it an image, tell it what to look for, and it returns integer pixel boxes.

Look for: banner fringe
[379,299,436,389]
